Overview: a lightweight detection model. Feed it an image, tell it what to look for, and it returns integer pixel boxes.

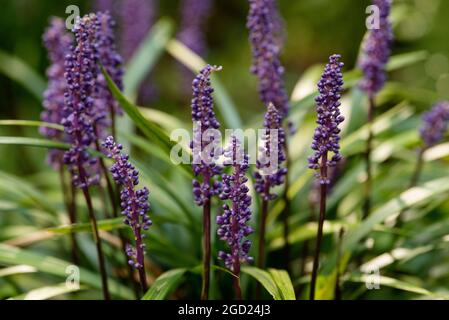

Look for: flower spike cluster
[103,136,152,269]
[63,14,101,188]
[94,11,124,134]
[254,103,287,201]
[178,0,212,57]
[358,0,393,95]
[308,54,345,184]
[217,136,254,272]
[247,0,289,118]
[419,101,449,148]
[191,65,223,205]
[40,17,73,169]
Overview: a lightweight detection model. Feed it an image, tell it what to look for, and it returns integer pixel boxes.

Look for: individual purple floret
[191,65,223,206]
[308,54,345,184]
[419,101,449,148]
[254,103,287,201]
[119,0,157,61]
[217,136,253,273]
[247,0,289,118]
[102,136,152,271]
[40,17,73,169]
[358,0,393,95]
[94,11,124,136]
[62,14,101,188]
[178,0,212,57]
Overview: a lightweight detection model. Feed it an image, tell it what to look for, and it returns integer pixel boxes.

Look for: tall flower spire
[63,13,101,188]
[309,54,345,301]
[308,54,345,184]
[247,0,289,118]
[190,64,222,300]
[95,11,124,138]
[419,101,449,148]
[217,136,253,299]
[358,0,394,96]
[178,0,212,57]
[40,17,73,169]
[103,136,151,292]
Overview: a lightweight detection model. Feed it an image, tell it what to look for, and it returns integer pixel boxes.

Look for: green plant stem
[78,165,110,300]
[201,192,211,300]
[363,95,375,220]
[409,147,425,188]
[59,164,79,265]
[310,153,328,300]
[256,182,270,299]
[281,139,291,273]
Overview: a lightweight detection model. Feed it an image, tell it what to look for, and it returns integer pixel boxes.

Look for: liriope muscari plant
[308,54,345,300]
[253,103,287,272]
[191,64,223,300]
[103,136,152,293]
[40,17,80,264]
[62,13,110,300]
[246,0,291,271]
[358,0,393,218]
[217,136,253,299]
[411,101,449,187]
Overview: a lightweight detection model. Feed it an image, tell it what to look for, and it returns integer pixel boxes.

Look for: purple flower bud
[358,0,394,95]
[103,136,151,270]
[40,17,73,169]
[217,136,253,272]
[191,65,223,205]
[419,101,449,148]
[254,103,287,201]
[247,0,289,118]
[308,54,345,184]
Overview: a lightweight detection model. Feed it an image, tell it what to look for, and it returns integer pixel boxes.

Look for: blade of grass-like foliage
[0,136,68,150]
[138,107,187,132]
[142,268,186,300]
[0,120,63,131]
[347,274,446,298]
[378,82,439,105]
[0,50,46,101]
[385,51,428,72]
[124,18,174,98]
[241,266,281,300]
[268,269,296,300]
[9,283,85,300]
[166,39,242,128]
[47,217,124,234]
[0,244,134,299]
[0,265,37,277]
[103,67,192,176]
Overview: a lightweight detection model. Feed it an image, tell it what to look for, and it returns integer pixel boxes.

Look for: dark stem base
[201,197,211,300]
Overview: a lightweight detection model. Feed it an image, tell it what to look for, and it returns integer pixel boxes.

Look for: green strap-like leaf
[241,266,281,300]
[0,50,46,101]
[9,283,86,300]
[124,18,174,98]
[0,120,63,131]
[142,268,186,300]
[268,268,296,300]
[0,244,134,299]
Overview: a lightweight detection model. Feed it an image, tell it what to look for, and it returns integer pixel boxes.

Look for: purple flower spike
[178,0,212,57]
[217,136,253,273]
[120,0,157,61]
[247,0,289,118]
[103,136,152,270]
[419,101,449,148]
[254,103,287,201]
[191,65,223,206]
[308,54,345,184]
[358,0,393,95]
[40,17,73,169]
[63,14,101,188]
[94,11,124,135]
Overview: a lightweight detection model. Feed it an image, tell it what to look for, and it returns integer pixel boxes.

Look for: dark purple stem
[310,153,328,300]
[201,177,211,300]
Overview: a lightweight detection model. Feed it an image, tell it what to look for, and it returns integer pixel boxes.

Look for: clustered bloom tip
[420,101,449,148]
[308,54,345,185]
